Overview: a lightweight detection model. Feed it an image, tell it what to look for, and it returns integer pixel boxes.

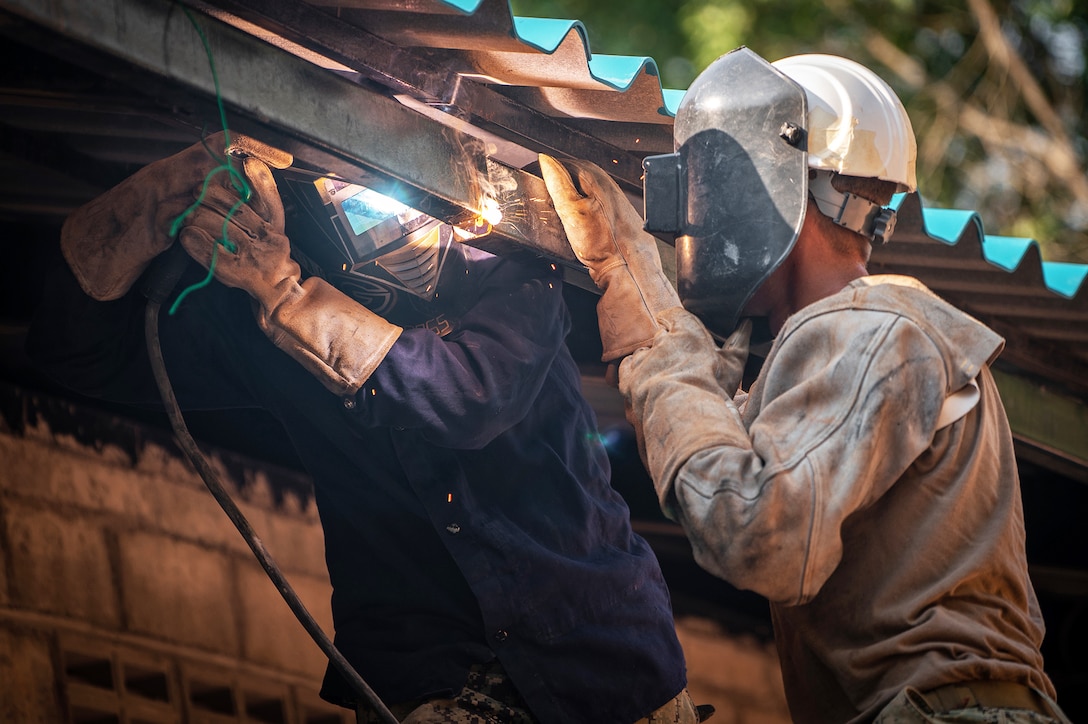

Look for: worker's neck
[766,233,868,335]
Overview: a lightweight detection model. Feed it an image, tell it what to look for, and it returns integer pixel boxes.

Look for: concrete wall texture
[0,386,790,724]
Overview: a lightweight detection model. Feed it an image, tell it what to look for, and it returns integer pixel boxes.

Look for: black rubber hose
[141,246,398,724]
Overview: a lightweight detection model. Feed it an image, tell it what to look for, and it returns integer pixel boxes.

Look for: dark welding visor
[643,46,809,338]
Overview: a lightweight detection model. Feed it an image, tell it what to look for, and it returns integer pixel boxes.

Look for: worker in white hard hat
[539,47,1071,724]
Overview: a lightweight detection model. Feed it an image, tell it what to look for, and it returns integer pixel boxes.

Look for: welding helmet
[643,46,809,338]
[282,177,480,334]
[643,47,917,337]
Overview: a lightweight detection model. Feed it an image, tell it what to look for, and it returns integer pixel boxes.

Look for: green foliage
[509,0,1088,262]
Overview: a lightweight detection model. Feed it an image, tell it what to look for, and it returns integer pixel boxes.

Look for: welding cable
[141,246,399,724]
[165,5,251,316]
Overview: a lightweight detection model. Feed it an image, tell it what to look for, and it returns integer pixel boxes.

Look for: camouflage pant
[873,685,1072,724]
[356,660,536,724]
[356,660,701,724]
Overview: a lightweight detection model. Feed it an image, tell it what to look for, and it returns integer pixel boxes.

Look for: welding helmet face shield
[643,47,809,338]
[282,177,479,333]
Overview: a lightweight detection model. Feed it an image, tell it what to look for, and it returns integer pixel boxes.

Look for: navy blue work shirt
[29,248,687,724]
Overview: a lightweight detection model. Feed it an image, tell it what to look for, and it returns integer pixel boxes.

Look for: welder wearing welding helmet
[279,176,489,338]
[540,47,1069,724]
[30,127,696,722]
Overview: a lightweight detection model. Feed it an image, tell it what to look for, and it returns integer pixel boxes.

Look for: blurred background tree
[511,0,1088,263]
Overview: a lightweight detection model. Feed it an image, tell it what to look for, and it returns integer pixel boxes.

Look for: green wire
[168,6,253,316]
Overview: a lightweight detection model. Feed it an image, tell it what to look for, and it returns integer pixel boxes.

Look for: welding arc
[141,251,398,724]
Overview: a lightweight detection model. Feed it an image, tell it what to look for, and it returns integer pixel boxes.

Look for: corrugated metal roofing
[327,0,1088,389]
[261,1,1088,300]
[0,0,1085,401]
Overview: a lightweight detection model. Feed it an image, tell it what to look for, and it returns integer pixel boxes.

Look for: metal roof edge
[508,16,668,94]
[460,0,1087,301]
[421,0,685,101]
[891,193,1087,301]
[435,0,487,12]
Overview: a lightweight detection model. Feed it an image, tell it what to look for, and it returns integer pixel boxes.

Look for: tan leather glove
[60,131,291,301]
[538,154,682,362]
[619,308,752,517]
[178,155,402,398]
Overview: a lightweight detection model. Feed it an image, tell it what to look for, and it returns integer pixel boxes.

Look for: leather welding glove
[538,153,682,362]
[619,307,753,518]
[60,131,292,301]
[178,155,402,398]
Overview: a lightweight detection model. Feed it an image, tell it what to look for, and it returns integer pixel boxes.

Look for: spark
[479,196,502,226]
[453,196,503,240]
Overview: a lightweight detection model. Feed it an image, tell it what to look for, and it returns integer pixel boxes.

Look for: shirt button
[342,397,356,409]
[446,523,461,534]
[493,630,508,642]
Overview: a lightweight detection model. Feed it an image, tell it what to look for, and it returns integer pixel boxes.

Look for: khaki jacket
[620,275,1055,723]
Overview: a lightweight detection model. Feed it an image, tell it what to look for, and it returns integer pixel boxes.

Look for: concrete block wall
[0,386,347,723]
[0,384,790,723]
[0,400,333,671]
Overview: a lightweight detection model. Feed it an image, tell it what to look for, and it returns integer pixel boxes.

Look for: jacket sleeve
[620,305,948,605]
[27,259,264,411]
[349,259,570,449]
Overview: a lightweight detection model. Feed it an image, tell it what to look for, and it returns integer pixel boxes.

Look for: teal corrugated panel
[587,54,660,90]
[511,17,585,53]
[912,205,984,246]
[982,236,1036,271]
[661,88,685,116]
[1040,261,1088,299]
[435,0,486,13]
[887,195,1087,298]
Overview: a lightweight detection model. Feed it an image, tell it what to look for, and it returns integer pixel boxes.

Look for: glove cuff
[596,267,683,362]
[60,170,177,301]
[619,307,750,518]
[260,277,402,397]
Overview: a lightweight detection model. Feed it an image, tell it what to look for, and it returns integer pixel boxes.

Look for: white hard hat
[772,54,918,193]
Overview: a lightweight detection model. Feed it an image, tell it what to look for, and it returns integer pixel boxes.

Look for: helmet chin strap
[809,171,898,244]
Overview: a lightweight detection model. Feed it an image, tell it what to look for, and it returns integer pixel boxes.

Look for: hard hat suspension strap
[809,170,898,244]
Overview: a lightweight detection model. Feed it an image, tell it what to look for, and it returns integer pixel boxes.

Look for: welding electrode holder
[138,244,400,724]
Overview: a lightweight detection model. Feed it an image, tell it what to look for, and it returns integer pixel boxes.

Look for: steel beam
[186,0,652,187]
[0,0,613,284]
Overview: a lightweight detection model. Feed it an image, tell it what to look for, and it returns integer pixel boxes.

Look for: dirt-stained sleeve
[620,305,947,604]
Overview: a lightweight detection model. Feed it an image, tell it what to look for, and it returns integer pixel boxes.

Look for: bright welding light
[453,197,502,240]
[479,197,502,226]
